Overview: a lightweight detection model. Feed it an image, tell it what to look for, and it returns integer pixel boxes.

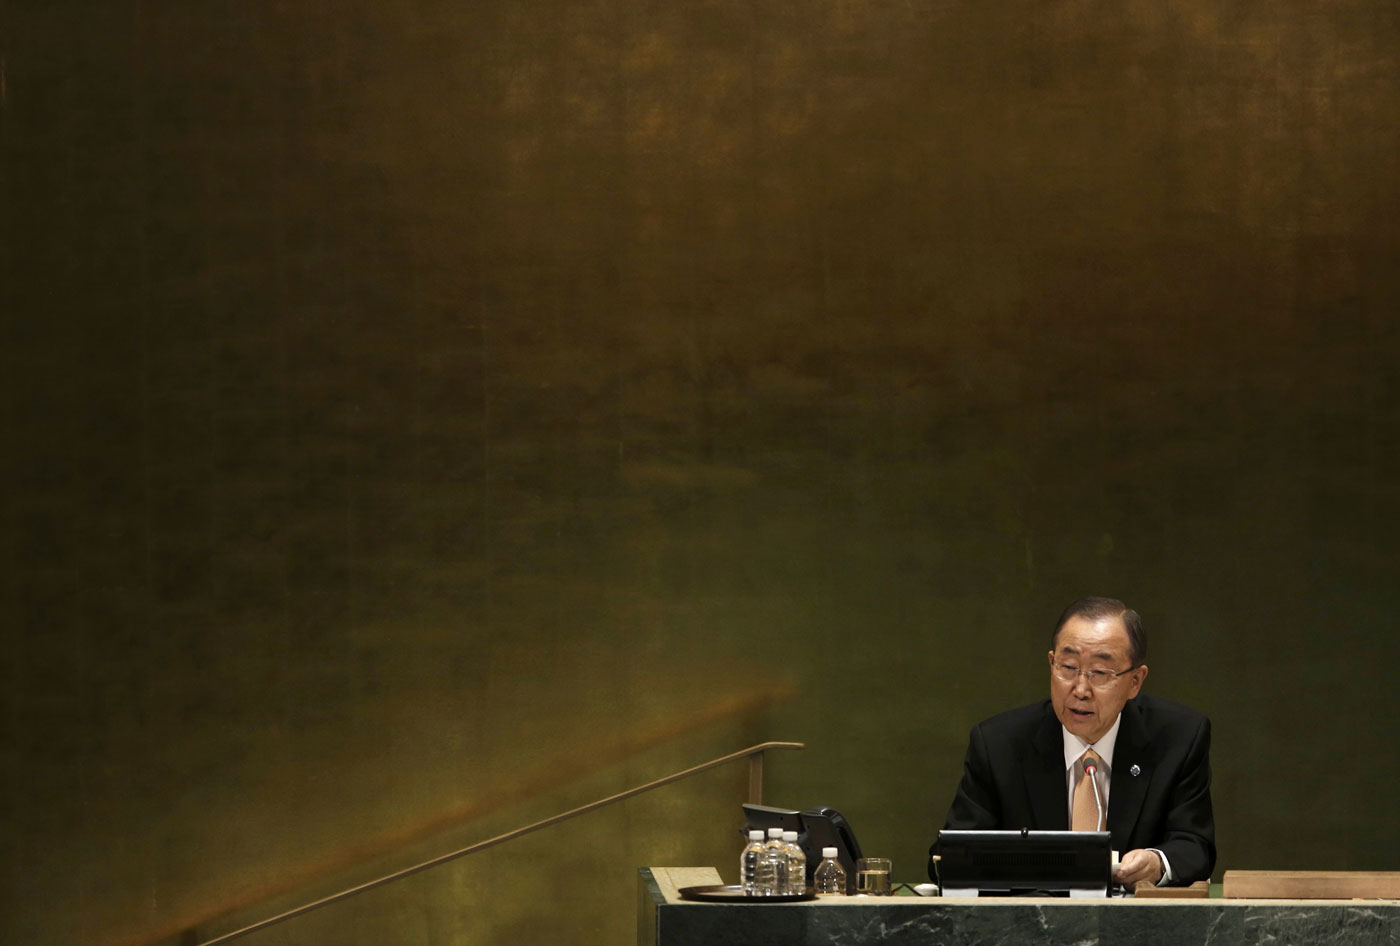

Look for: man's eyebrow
[1057,645,1116,660]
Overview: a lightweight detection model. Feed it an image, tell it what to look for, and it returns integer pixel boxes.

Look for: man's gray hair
[1051,597,1147,666]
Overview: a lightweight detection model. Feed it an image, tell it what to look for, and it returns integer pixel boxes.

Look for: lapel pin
[1130,764,1141,777]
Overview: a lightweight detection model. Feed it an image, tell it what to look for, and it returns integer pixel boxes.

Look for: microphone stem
[1089,766,1105,832]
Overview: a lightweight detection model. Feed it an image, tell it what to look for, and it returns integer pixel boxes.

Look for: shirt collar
[1062,712,1122,773]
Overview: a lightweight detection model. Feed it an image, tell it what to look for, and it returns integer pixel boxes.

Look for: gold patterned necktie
[1072,748,1105,831]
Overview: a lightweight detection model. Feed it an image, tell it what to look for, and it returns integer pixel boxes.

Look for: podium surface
[639,867,1400,946]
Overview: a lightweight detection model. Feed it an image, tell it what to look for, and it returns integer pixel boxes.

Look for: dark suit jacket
[934,693,1215,885]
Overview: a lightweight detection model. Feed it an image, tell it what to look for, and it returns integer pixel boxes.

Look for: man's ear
[1128,663,1149,697]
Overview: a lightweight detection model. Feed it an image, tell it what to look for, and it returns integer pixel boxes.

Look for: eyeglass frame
[1049,659,1142,690]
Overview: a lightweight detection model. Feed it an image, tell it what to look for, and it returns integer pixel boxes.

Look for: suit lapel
[1026,705,1069,830]
[1107,699,1151,848]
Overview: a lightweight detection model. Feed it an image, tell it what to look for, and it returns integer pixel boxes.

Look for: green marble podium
[638,867,1400,946]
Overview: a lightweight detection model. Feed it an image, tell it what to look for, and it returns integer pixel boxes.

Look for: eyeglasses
[1051,661,1139,690]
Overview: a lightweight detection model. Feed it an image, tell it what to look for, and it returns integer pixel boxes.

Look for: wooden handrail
[193,740,804,946]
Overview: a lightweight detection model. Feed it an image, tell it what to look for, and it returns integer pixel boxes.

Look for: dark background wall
[4,2,1399,945]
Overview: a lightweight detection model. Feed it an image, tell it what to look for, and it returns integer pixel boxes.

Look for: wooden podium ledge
[1223,870,1400,899]
[1133,881,1209,898]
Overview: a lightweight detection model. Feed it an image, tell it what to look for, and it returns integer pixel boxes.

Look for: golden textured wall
[4,1,1399,945]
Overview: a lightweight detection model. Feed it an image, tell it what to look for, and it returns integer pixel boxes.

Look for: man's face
[1048,614,1148,744]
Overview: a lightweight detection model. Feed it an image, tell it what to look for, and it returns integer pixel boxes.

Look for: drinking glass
[855,857,892,895]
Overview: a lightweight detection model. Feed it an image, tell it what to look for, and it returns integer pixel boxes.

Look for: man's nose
[1072,673,1095,697]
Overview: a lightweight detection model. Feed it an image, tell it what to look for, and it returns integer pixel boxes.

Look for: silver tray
[677,884,817,903]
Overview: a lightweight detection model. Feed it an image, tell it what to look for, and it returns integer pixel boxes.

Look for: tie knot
[1080,749,1103,772]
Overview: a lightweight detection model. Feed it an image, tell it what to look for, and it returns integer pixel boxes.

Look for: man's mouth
[1070,707,1095,718]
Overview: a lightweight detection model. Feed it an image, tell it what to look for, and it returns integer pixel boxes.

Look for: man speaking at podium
[936,597,1215,887]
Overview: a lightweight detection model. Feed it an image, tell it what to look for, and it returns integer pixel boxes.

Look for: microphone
[1082,756,1105,832]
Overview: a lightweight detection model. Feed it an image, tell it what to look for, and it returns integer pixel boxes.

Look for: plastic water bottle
[814,846,846,896]
[740,829,765,895]
[758,827,788,895]
[782,830,807,893]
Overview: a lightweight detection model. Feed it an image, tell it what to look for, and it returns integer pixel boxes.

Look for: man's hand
[1114,848,1164,888]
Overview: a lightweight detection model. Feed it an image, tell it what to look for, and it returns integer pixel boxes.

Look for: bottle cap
[749,830,764,841]
[768,827,784,838]
[822,847,839,858]
[783,830,798,841]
